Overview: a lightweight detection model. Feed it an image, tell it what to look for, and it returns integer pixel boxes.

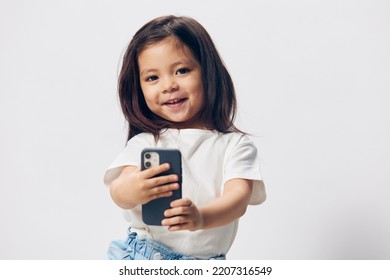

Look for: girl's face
[138,37,205,129]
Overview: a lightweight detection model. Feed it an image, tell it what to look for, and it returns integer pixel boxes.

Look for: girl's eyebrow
[171,60,193,67]
[140,68,157,76]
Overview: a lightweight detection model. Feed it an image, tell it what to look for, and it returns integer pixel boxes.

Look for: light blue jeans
[107,231,225,260]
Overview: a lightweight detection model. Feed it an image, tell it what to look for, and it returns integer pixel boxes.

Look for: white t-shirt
[104,128,266,259]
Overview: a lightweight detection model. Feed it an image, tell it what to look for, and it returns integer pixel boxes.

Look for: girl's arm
[110,164,180,209]
[162,178,253,231]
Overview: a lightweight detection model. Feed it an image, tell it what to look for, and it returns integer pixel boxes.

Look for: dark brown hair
[118,15,243,140]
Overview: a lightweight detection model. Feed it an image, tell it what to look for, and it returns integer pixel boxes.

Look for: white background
[1,0,389,259]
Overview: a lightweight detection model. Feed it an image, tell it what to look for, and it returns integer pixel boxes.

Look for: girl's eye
[146,75,158,82]
[176,68,190,75]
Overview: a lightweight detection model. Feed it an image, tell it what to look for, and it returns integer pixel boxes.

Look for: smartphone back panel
[141,148,182,225]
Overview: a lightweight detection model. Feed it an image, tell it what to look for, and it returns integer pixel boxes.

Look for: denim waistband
[107,231,225,260]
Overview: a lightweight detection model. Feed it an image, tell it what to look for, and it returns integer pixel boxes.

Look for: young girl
[104,15,266,260]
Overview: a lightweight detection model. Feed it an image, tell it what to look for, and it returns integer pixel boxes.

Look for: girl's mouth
[163,98,187,107]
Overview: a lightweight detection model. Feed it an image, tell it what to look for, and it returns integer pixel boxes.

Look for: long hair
[118,15,242,140]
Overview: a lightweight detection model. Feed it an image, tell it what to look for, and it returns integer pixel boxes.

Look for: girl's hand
[162,198,203,231]
[110,163,180,208]
[162,179,254,231]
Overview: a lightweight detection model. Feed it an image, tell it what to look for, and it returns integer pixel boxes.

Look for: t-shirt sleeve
[103,136,148,187]
[223,135,266,205]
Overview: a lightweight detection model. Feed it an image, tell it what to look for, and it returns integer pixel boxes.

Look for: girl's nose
[162,76,178,94]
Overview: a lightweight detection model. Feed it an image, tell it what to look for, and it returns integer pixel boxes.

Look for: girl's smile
[138,37,205,129]
[163,97,187,107]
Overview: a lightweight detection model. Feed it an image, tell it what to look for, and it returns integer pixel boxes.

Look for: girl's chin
[169,121,205,129]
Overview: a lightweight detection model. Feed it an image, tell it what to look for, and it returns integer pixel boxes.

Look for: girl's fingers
[164,205,189,218]
[141,163,179,189]
[161,215,187,227]
[149,173,179,188]
[149,190,174,201]
[164,198,193,217]
[142,163,170,178]
[167,223,189,231]
[162,199,201,231]
[170,198,192,208]
[150,183,179,197]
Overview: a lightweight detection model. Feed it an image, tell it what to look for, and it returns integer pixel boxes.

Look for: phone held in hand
[141,148,182,225]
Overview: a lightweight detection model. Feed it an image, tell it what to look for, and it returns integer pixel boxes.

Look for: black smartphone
[141,148,182,225]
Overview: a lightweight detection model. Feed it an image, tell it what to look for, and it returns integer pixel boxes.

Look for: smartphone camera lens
[145,161,151,168]
[145,153,151,159]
